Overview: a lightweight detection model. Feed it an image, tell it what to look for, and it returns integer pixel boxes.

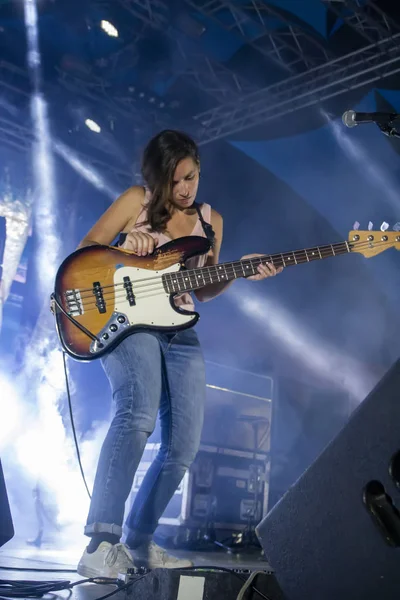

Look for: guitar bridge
[65,289,84,316]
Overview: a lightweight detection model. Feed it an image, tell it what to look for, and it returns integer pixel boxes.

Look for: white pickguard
[113,263,196,327]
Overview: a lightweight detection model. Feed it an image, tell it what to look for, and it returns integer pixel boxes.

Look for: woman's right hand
[124,232,158,256]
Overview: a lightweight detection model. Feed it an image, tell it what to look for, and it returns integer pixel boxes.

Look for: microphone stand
[377,119,400,139]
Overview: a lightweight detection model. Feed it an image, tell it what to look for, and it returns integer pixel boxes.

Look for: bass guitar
[52,229,400,360]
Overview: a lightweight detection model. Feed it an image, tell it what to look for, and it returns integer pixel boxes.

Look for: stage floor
[0,538,273,600]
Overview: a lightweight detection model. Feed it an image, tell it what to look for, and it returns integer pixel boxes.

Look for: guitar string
[76,251,341,309]
[72,237,392,305]
[69,238,396,314]
[71,238,382,300]
[70,237,396,310]
[72,242,352,296]
[75,289,168,315]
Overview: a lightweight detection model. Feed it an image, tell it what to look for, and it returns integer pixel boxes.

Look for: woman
[76,130,282,578]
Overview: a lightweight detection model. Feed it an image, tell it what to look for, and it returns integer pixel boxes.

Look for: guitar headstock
[349,230,400,258]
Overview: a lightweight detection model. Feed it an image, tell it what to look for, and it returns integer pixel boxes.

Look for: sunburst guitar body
[53,236,210,361]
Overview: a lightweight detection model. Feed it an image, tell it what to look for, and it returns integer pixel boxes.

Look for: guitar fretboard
[162,241,351,294]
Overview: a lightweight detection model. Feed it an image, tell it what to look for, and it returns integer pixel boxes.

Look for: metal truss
[183,0,333,73]
[321,0,400,44]
[192,33,400,145]
[0,63,32,150]
[56,68,164,125]
[108,0,259,102]
[0,61,30,100]
[55,68,173,159]
[0,61,135,187]
[0,61,142,167]
[0,116,32,152]
[96,0,400,102]
[113,0,169,29]
[179,53,257,99]
[0,116,132,188]
[109,0,400,99]
[2,1,398,172]
[55,0,400,147]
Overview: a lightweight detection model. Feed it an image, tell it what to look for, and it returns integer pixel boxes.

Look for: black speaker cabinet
[0,460,14,548]
[256,359,400,600]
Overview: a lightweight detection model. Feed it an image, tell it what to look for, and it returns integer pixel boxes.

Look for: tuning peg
[381,222,389,231]
[353,221,360,230]
[368,221,373,231]
[393,222,400,231]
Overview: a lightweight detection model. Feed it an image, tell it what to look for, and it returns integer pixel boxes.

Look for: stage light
[24,0,59,294]
[101,20,118,38]
[54,140,121,200]
[85,118,101,133]
[232,289,374,401]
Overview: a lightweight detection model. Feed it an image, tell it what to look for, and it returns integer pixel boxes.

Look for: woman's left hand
[241,254,284,281]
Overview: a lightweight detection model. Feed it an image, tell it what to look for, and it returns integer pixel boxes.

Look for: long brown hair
[141,130,200,232]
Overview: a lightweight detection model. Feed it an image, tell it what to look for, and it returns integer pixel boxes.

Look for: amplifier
[149,365,273,454]
[129,366,273,532]
[129,444,270,531]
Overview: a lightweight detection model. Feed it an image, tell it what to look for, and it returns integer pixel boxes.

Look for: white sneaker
[77,542,135,579]
[131,541,193,569]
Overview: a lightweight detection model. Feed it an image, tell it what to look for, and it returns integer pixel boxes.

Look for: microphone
[342,110,399,128]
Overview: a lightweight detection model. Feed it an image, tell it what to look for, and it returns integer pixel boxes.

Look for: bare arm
[194,209,234,302]
[77,186,145,249]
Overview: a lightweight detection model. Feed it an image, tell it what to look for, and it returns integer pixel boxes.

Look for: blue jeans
[84,328,205,541]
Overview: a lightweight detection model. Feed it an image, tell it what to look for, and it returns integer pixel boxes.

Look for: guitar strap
[193,202,216,249]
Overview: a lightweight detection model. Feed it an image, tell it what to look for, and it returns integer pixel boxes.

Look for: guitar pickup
[93,281,106,314]
[123,276,135,306]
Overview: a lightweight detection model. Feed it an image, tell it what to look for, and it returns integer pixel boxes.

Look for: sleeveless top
[119,190,214,311]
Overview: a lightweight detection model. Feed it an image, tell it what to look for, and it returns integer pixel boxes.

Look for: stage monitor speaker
[256,359,400,600]
[0,459,14,548]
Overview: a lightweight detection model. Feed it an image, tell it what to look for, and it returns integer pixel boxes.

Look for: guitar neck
[163,240,352,294]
